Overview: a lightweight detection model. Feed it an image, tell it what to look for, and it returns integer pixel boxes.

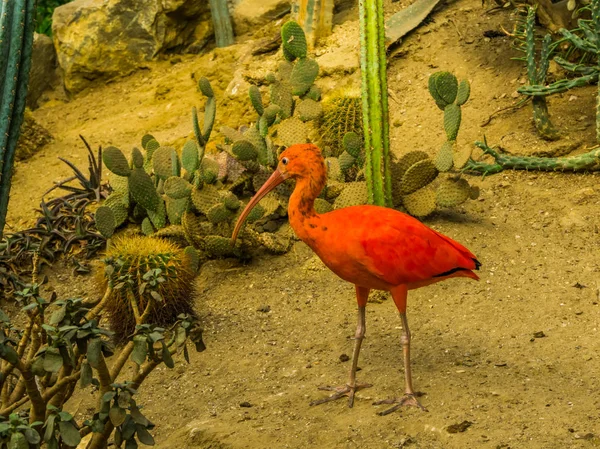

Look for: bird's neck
[287,176,323,239]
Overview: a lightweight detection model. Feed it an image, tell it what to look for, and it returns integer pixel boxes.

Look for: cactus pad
[326,157,343,182]
[232,140,258,161]
[453,144,473,169]
[103,146,131,177]
[181,140,200,173]
[220,126,245,143]
[314,198,334,214]
[141,217,155,235]
[277,117,308,147]
[401,159,438,195]
[249,85,264,116]
[297,99,323,121]
[403,187,436,217]
[222,192,241,210]
[304,85,321,101]
[104,193,129,227]
[95,206,117,238]
[128,168,159,212]
[469,185,480,200]
[204,235,236,258]
[435,141,454,172]
[281,21,308,60]
[456,80,471,106]
[289,57,319,96]
[164,177,193,200]
[131,147,144,169]
[343,132,362,158]
[334,182,368,209]
[444,104,462,141]
[338,151,356,171]
[206,203,233,224]
[436,178,471,207]
[270,81,294,118]
[166,197,189,225]
[396,151,430,180]
[198,76,214,98]
[153,147,177,179]
[191,184,221,215]
[428,72,458,108]
[147,199,167,230]
[200,157,220,183]
[141,134,156,150]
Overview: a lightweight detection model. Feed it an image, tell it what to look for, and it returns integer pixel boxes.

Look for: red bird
[232,144,480,415]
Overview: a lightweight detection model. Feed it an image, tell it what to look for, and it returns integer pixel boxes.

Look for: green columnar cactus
[515,6,560,141]
[593,0,600,142]
[464,140,600,175]
[0,0,36,238]
[208,0,234,48]
[358,0,393,207]
[291,0,335,48]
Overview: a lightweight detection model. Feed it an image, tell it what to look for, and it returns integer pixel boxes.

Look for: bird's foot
[373,392,428,416]
[309,382,373,408]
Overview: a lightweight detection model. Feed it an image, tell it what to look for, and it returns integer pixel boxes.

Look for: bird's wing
[351,211,477,286]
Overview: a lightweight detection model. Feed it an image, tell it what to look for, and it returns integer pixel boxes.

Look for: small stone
[447,421,472,433]
[263,220,279,233]
[339,354,350,362]
[257,305,271,313]
[533,331,546,338]
[239,401,253,408]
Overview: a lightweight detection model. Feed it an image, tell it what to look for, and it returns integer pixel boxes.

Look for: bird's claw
[373,393,428,416]
[310,382,373,408]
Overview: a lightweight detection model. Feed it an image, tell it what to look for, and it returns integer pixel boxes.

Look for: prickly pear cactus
[388,71,479,218]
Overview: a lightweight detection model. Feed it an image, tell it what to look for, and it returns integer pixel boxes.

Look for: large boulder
[27,33,57,109]
[52,0,212,93]
[231,0,290,36]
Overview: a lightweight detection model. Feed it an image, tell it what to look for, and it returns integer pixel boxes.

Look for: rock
[52,0,211,93]
[231,0,290,36]
[27,33,57,109]
[15,109,53,162]
[317,47,359,76]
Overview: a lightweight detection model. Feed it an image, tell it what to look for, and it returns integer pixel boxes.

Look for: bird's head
[231,144,326,243]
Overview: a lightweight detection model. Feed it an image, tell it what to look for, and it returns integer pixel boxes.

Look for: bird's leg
[374,287,427,415]
[310,287,372,408]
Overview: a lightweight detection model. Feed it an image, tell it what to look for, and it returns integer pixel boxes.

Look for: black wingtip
[473,258,482,270]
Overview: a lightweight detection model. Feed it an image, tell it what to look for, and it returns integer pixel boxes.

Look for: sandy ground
[7,0,600,447]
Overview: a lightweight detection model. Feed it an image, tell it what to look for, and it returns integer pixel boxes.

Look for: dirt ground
[7,0,600,447]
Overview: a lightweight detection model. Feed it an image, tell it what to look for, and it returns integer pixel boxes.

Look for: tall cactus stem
[593,0,600,142]
[291,0,335,49]
[208,0,234,48]
[359,0,392,207]
[0,0,36,238]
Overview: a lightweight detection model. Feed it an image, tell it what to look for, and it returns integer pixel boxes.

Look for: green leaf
[31,356,45,376]
[0,343,19,365]
[87,338,102,368]
[129,407,149,427]
[0,309,10,323]
[0,422,10,433]
[80,361,93,387]
[148,332,163,343]
[46,436,59,449]
[102,391,116,404]
[122,416,137,440]
[131,336,148,366]
[161,341,174,369]
[49,306,66,326]
[8,432,28,449]
[58,421,81,447]
[43,414,56,442]
[43,348,64,373]
[114,427,123,447]
[125,436,139,449]
[183,344,190,364]
[109,405,127,427]
[118,390,132,409]
[21,303,38,312]
[58,412,73,422]
[150,291,163,303]
[136,425,155,445]
[23,427,41,444]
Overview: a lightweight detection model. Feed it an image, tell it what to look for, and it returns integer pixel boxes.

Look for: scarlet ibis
[232,144,480,415]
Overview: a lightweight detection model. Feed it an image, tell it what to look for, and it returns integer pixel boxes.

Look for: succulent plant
[319,96,362,157]
[388,71,479,218]
[102,235,198,343]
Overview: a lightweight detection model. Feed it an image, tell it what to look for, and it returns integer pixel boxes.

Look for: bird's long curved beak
[231,169,287,244]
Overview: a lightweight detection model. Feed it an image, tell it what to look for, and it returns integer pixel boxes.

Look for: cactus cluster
[390,72,479,218]
[102,235,198,343]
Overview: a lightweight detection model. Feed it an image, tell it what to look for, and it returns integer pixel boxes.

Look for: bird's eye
[281,157,289,165]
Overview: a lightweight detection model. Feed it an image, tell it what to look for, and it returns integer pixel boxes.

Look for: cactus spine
[358,0,392,206]
[291,0,335,48]
[0,0,36,238]
[208,0,234,48]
